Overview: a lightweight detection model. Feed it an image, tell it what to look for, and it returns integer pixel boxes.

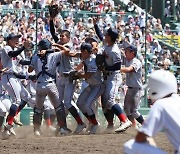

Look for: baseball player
[119,45,144,128]
[75,43,105,134]
[0,33,32,138]
[50,18,85,133]
[28,39,72,136]
[93,21,132,131]
[26,76,56,132]
[124,70,180,154]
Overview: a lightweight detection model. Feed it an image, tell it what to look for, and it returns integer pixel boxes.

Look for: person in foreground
[124,70,180,154]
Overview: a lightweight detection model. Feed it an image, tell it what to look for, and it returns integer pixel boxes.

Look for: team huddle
[0,13,179,154]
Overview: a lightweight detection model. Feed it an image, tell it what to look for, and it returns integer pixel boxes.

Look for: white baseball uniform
[124,93,180,154]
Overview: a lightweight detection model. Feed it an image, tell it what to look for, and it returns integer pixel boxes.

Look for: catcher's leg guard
[33,107,43,132]
[55,104,67,128]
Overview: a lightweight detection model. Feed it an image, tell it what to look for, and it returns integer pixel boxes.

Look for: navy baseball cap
[80,42,92,53]
[38,39,52,50]
[6,33,21,42]
[106,28,119,42]
[125,45,137,55]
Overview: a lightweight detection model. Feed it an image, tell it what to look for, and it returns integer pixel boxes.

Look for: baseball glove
[68,71,80,82]
[95,54,105,70]
[48,4,60,18]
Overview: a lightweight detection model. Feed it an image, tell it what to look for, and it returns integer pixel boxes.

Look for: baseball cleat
[13,117,23,126]
[47,126,57,132]
[59,127,72,135]
[1,130,10,140]
[115,120,132,133]
[106,124,114,130]
[34,130,41,136]
[74,123,86,134]
[4,124,16,136]
[86,123,92,132]
[89,122,100,134]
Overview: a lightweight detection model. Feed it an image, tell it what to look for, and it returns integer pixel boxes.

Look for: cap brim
[12,35,21,39]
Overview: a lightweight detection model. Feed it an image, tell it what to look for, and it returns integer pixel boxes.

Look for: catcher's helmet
[80,42,92,53]
[144,70,177,101]
[38,39,51,50]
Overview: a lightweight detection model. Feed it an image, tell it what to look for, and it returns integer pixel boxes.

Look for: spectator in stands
[164,23,171,35]
[146,29,153,43]
[139,11,146,35]
[151,40,162,54]
[172,50,180,66]
[126,1,136,13]
[164,1,172,18]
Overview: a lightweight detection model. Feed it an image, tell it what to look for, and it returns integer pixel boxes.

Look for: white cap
[154,40,158,43]
[128,15,133,19]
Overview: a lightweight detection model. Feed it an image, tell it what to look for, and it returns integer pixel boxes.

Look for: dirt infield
[0,125,174,154]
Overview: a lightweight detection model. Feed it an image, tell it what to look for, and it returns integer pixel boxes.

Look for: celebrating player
[28,39,71,136]
[50,16,85,133]
[120,45,144,128]
[1,33,32,139]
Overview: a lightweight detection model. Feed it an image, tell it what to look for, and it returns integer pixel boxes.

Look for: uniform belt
[106,72,113,76]
[62,73,69,77]
[106,71,120,76]
[128,87,141,90]
[37,81,53,84]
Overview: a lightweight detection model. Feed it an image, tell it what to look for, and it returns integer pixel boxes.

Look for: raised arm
[8,41,31,57]
[50,18,59,43]
[93,17,104,41]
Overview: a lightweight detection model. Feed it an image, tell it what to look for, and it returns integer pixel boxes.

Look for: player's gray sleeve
[131,60,141,72]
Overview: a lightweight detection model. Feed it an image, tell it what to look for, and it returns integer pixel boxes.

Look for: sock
[16,100,27,115]
[83,113,91,123]
[89,114,98,125]
[7,104,18,125]
[45,119,52,127]
[69,106,83,125]
[44,110,51,127]
[136,115,144,124]
[103,109,114,126]
[112,104,127,123]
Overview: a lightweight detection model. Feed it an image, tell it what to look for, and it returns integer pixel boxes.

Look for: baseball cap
[128,15,133,19]
[38,39,52,50]
[106,28,119,41]
[154,40,158,43]
[125,45,137,55]
[80,42,92,53]
[6,33,21,42]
